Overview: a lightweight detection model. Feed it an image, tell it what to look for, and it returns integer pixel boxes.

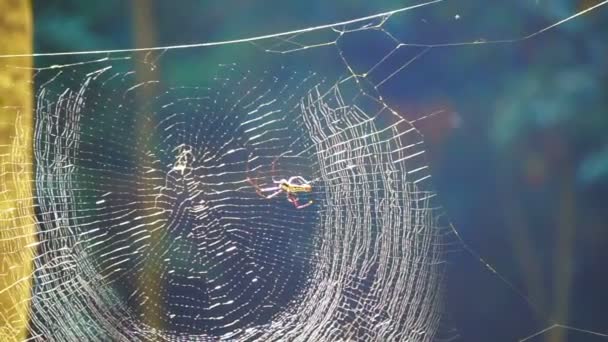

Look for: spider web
[1,0,607,341]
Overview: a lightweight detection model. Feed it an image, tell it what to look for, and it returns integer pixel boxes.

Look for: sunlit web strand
[0,0,606,58]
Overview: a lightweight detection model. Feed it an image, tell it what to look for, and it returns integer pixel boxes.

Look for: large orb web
[25,58,448,341]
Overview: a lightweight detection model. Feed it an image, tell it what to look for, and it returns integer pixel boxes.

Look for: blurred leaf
[578,145,608,186]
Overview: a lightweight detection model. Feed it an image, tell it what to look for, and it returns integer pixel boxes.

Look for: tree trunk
[132,0,164,330]
[0,1,35,341]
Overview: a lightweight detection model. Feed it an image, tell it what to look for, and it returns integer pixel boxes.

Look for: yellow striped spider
[247,176,314,209]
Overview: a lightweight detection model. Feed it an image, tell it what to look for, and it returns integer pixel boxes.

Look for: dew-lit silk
[23,62,446,341]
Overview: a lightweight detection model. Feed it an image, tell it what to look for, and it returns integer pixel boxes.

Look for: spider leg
[287,193,313,209]
[294,199,314,209]
[247,177,282,199]
[287,193,296,203]
[264,189,284,199]
[292,176,310,185]
[258,186,281,192]
[294,200,313,209]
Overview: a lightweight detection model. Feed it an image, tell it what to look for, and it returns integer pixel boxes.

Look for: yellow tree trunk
[0,1,35,341]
